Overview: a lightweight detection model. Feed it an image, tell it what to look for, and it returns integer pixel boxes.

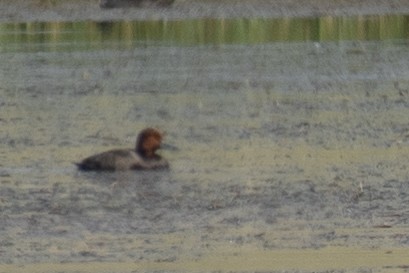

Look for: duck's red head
[136,128,164,158]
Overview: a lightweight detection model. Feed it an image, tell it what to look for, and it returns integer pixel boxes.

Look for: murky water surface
[1,15,409,272]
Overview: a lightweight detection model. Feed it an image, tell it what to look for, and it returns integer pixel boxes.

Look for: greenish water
[2,10,409,272]
[0,14,408,52]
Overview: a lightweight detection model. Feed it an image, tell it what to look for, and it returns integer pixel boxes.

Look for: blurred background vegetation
[0,14,408,52]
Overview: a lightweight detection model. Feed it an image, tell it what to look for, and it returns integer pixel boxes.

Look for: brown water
[1,17,409,273]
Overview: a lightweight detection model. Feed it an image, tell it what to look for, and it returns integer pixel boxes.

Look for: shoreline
[1,0,409,23]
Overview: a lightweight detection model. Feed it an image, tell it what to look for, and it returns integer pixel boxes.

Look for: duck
[76,128,169,171]
[99,0,175,9]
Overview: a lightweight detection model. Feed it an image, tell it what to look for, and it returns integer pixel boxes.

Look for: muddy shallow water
[2,0,409,22]
[1,23,409,272]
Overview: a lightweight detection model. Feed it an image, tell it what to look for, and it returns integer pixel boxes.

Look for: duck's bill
[160,143,178,151]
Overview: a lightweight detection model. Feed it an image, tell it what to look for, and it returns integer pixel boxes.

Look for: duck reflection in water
[76,128,169,171]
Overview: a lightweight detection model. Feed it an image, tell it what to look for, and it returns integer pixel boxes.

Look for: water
[1,14,409,271]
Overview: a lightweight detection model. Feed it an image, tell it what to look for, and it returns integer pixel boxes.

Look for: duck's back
[76,149,140,171]
[76,149,169,171]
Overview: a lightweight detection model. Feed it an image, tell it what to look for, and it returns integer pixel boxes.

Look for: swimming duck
[99,0,175,8]
[76,128,169,171]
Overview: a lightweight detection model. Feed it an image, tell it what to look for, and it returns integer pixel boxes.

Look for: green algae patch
[1,247,409,273]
